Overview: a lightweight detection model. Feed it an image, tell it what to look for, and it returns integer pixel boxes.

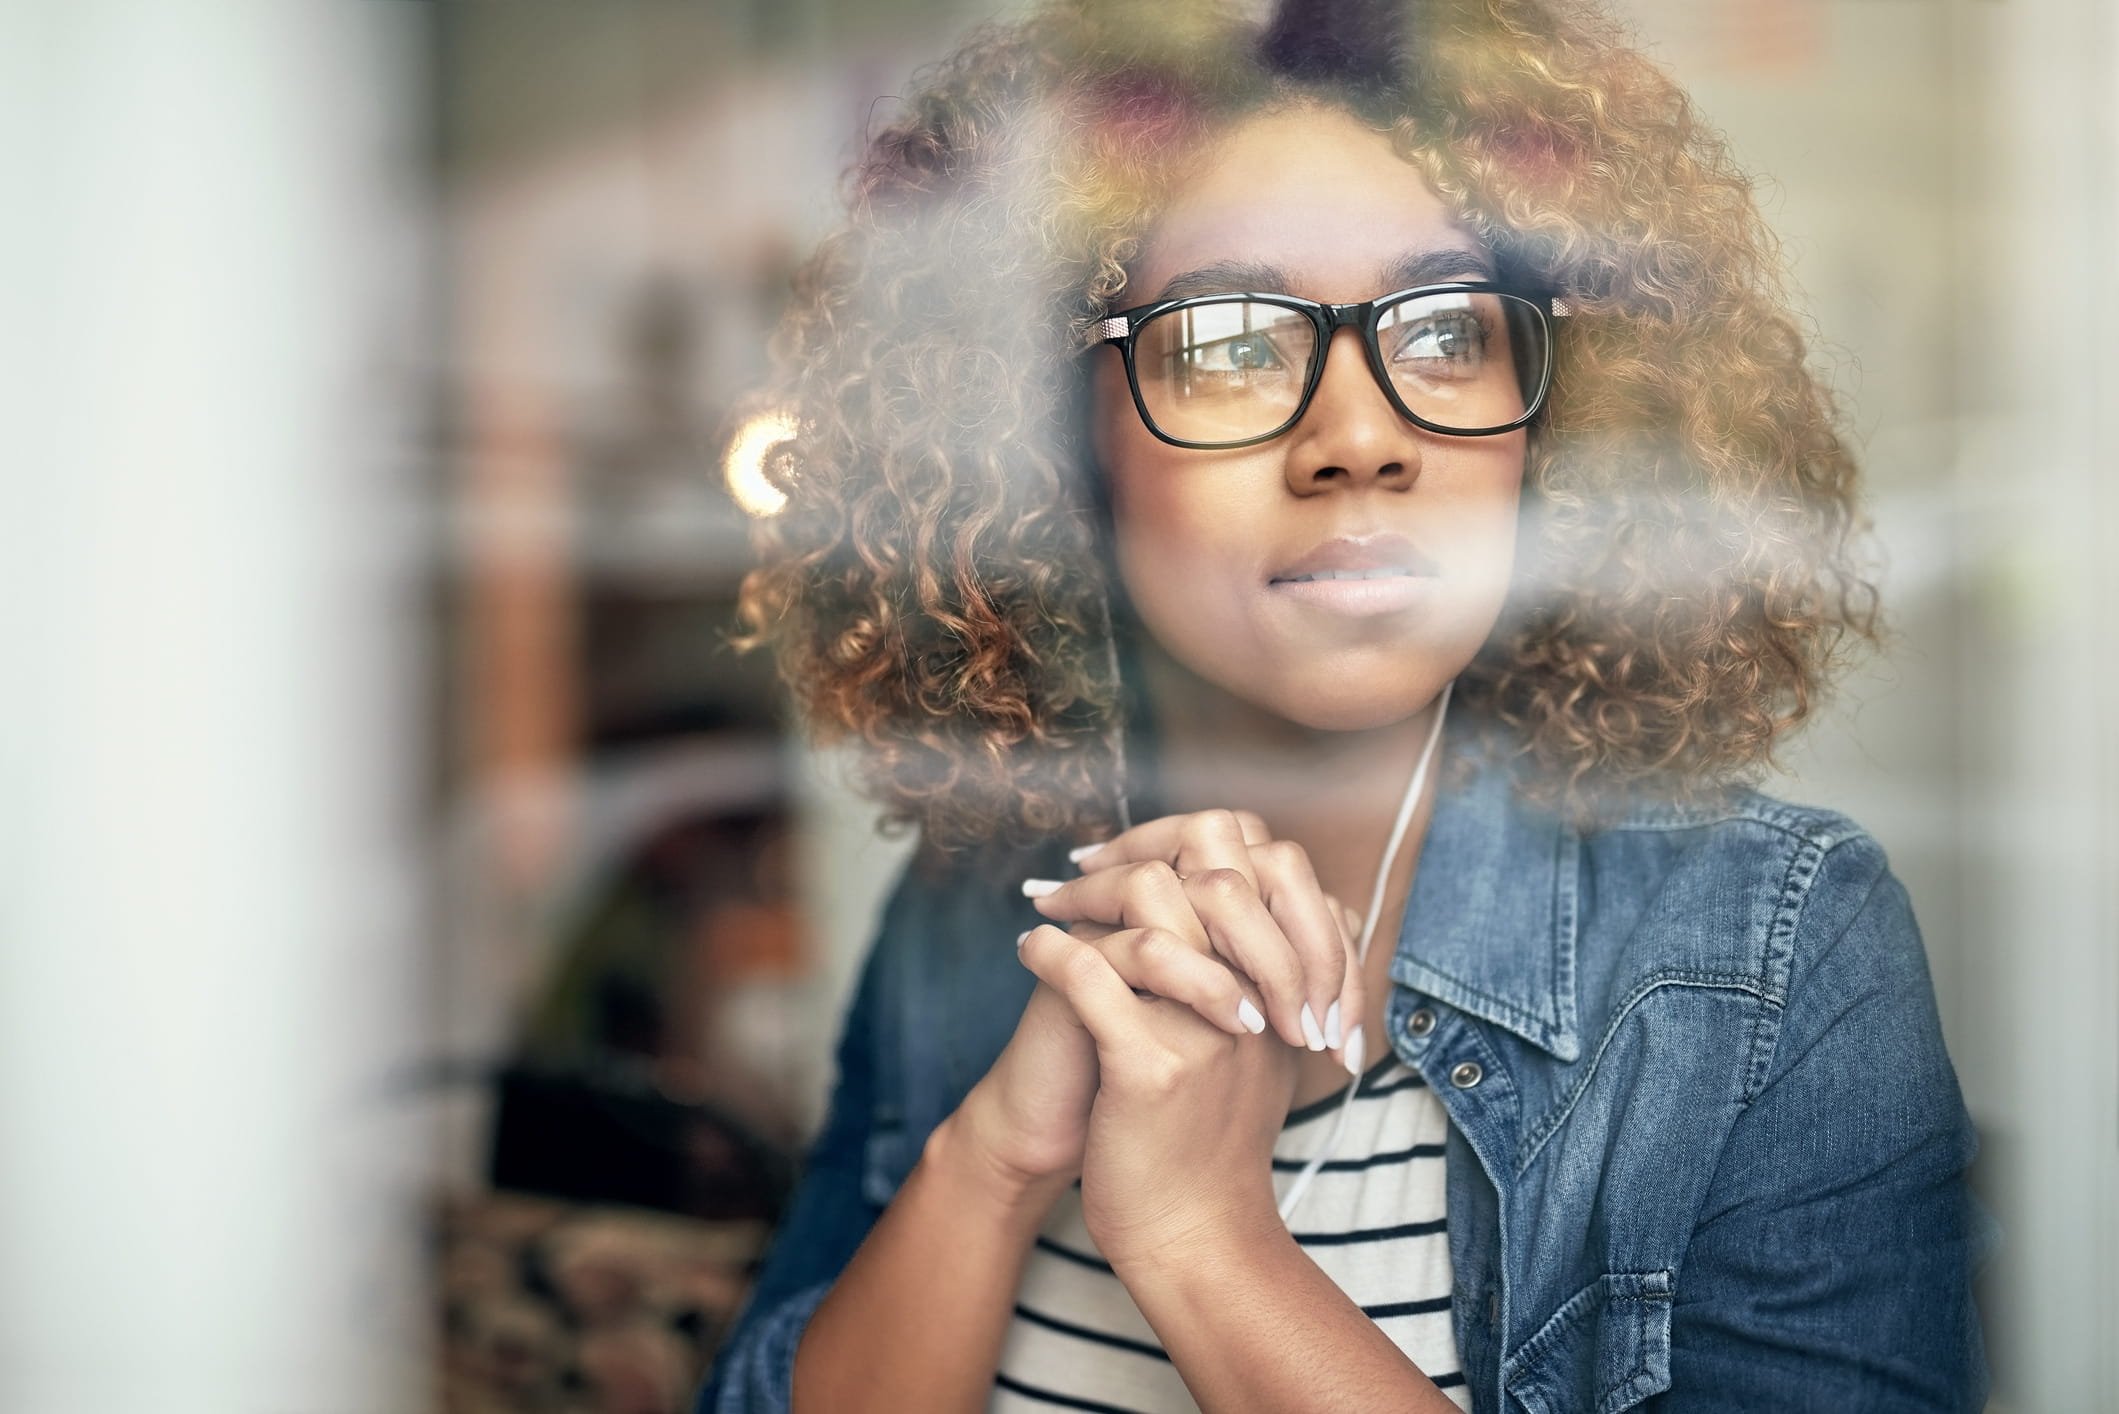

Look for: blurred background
[2,1,2111,1411]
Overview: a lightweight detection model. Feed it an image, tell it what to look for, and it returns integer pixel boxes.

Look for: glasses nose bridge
[1306,299,1390,411]
[1317,300,1371,335]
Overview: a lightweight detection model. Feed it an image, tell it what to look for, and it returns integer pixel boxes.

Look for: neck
[1133,633,1446,912]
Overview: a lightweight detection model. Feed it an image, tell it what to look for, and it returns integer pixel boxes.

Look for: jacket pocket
[1502,1270,1673,1414]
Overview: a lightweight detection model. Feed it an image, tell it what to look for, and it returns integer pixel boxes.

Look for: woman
[702,0,1989,1408]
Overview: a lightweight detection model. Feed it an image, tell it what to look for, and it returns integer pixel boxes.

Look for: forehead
[1127,104,1487,303]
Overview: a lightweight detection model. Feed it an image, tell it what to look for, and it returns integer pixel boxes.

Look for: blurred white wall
[1610,0,2119,1407]
[1950,0,2119,1403]
[0,4,433,1412]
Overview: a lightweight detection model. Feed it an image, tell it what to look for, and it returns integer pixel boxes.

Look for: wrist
[1097,1187,1294,1287]
[926,1108,1075,1221]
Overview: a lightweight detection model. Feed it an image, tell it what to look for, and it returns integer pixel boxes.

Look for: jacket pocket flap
[1502,1269,1673,1414]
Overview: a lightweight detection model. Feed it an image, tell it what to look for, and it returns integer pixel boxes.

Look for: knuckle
[1132,928,1181,970]
[1191,867,1251,900]
[1195,807,1243,839]
[1135,1049,1187,1098]
[1253,945,1302,987]
[1130,858,1180,889]
[1256,838,1307,870]
[1231,808,1271,841]
[1056,944,1108,990]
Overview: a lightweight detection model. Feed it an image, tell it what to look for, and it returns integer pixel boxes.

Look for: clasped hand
[957,809,1366,1269]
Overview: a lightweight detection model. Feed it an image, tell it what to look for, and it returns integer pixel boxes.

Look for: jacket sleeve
[1650,836,1994,1412]
[692,871,907,1414]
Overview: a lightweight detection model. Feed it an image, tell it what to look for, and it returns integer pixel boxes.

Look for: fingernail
[1067,842,1105,863]
[1324,999,1343,1050]
[1237,998,1266,1034]
[1300,1003,1326,1051]
[1021,878,1062,898]
[1343,1024,1366,1077]
[1016,929,1032,951]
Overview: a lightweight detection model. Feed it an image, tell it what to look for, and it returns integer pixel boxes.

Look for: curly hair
[730,0,1879,856]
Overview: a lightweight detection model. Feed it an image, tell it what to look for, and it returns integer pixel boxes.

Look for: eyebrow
[1151,246,1499,303]
[1381,246,1498,287]
[1154,260,1290,301]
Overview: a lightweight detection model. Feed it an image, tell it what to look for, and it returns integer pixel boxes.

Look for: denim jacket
[697,721,1990,1412]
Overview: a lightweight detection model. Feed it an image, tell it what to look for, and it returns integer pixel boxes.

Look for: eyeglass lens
[1131,291,1547,445]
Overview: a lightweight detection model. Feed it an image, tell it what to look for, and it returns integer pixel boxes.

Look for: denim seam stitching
[1500,1270,1674,1409]
[1394,962,1562,1053]
[1550,825,1582,1057]
[1513,970,1771,1173]
[1601,790,1861,841]
[1744,846,1890,1113]
[1743,831,1855,1103]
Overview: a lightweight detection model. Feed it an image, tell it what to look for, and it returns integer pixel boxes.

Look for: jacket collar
[1388,718,1584,1063]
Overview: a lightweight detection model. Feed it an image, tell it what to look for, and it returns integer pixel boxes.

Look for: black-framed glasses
[1095,281,1569,449]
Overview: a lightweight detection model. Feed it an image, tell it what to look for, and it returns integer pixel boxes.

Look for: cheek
[1095,401,1276,662]
[1417,435,1526,599]
[1107,456,1262,627]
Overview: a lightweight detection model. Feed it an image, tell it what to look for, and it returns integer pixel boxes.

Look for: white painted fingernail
[1324,999,1343,1050]
[1021,878,1063,898]
[1300,1003,1326,1051]
[1068,842,1105,863]
[1237,998,1266,1034]
[1016,929,1032,951]
[1343,1024,1366,1077]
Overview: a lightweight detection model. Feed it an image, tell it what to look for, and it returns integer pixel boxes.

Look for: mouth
[1263,532,1439,615]
[1270,566,1428,584]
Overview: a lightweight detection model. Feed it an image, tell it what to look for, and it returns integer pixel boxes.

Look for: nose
[1282,326,1423,495]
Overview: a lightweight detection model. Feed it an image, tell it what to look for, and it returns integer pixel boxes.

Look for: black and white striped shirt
[989,1054,1468,1412]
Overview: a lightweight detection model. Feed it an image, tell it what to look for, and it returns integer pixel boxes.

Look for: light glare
[724,410,798,517]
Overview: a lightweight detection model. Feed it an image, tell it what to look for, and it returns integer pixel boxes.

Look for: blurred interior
[5,1,2114,1411]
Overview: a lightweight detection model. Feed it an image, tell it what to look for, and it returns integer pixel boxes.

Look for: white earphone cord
[1276,680,1453,1223]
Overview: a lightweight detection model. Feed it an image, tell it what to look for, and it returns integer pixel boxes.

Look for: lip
[1267,575,1435,616]
[1266,532,1438,618]
[1262,529,1432,580]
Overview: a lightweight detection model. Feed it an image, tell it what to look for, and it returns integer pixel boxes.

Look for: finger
[1329,901,1369,1078]
[1015,924,1151,1051]
[1083,924,1267,1038]
[1064,809,1272,882]
[1023,859,1206,946]
[1246,839,1349,1052]
[1176,866,1317,1051]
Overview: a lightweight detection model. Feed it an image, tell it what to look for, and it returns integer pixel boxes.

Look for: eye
[1187,330,1288,374]
[1388,311,1487,371]
[1136,301,1312,398]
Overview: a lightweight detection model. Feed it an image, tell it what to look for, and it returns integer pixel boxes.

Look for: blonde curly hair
[730,0,1879,857]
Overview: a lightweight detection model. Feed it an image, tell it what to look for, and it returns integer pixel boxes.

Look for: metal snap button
[1407,1007,1436,1037]
[1450,1060,1483,1089]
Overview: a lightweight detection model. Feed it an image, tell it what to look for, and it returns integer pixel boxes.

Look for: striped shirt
[988,1054,1469,1412]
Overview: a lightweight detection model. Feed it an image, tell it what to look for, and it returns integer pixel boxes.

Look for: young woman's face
[1093,104,1526,733]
